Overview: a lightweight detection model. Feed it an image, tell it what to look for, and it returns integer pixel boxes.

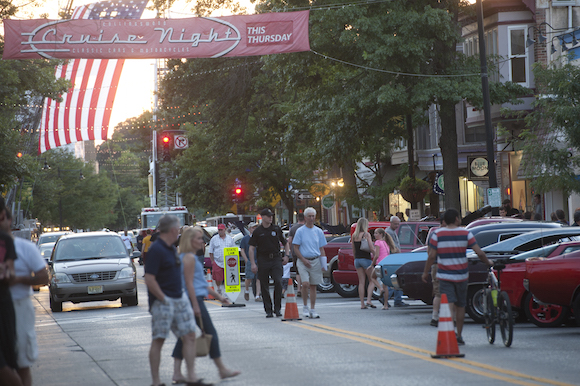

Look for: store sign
[322,195,335,209]
[468,156,489,180]
[433,173,445,195]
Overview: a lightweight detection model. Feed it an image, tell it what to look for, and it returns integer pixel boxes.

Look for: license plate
[88,285,103,294]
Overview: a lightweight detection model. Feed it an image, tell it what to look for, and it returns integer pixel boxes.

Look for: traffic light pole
[150,59,159,207]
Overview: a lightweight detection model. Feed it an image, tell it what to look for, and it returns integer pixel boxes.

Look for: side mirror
[132,251,142,258]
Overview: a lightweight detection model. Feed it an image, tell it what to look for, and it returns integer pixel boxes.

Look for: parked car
[331,221,439,298]
[317,235,350,293]
[391,226,580,322]
[48,232,139,312]
[524,251,580,327]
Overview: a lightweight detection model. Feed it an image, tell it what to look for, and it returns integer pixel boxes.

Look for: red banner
[2,11,310,60]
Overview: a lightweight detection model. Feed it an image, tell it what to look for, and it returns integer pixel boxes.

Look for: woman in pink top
[373,228,399,310]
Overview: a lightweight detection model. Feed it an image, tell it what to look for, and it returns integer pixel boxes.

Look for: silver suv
[48,232,139,312]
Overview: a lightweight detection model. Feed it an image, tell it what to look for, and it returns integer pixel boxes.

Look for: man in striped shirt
[422,208,492,345]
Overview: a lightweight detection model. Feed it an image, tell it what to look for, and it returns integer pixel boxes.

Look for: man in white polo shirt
[209,224,234,295]
[292,207,327,319]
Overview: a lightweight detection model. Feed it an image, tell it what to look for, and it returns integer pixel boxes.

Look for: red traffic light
[235,188,242,195]
[16,152,23,158]
[162,136,170,144]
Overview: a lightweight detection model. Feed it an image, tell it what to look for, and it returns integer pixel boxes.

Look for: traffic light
[232,185,245,203]
[160,133,171,161]
[16,152,22,158]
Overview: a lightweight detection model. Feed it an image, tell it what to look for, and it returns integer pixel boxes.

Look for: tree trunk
[406,114,417,210]
[439,101,461,211]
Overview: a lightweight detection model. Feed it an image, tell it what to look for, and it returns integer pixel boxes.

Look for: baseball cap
[260,208,273,217]
[248,222,258,228]
[218,224,226,230]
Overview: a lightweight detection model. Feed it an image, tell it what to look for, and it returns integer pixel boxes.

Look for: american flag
[38,0,148,154]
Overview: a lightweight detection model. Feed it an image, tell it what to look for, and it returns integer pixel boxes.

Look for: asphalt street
[29,265,580,386]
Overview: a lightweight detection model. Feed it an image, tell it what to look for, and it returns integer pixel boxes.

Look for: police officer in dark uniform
[249,209,290,318]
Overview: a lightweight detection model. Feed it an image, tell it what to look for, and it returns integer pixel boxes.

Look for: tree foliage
[518,61,580,195]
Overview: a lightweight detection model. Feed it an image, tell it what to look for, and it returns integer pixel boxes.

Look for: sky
[13,0,255,137]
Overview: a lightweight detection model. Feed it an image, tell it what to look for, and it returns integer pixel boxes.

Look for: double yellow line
[289,322,573,386]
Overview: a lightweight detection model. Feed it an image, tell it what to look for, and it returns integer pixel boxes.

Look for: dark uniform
[249,223,287,315]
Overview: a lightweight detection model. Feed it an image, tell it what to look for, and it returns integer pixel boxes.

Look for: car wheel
[122,291,139,307]
[331,270,358,298]
[572,295,580,327]
[466,285,486,324]
[317,276,334,293]
[50,294,63,313]
[524,292,569,327]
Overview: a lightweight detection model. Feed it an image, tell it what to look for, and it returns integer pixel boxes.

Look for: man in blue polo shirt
[145,215,207,386]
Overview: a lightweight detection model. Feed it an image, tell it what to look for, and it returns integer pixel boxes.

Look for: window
[508,27,528,85]
[398,224,414,246]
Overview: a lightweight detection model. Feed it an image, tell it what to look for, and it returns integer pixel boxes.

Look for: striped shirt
[428,228,477,282]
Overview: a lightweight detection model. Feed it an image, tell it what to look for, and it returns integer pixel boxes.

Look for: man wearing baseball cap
[209,223,234,294]
[249,209,290,317]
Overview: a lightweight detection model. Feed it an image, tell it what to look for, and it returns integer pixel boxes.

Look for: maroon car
[524,252,580,326]
[331,221,438,298]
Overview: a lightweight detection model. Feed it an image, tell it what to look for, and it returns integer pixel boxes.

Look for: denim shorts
[439,280,468,308]
[150,293,197,340]
[354,258,372,269]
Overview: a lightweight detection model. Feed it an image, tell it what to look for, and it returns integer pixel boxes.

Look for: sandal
[220,370,241,380]
[361,305,368,309]
[366,303,376,308]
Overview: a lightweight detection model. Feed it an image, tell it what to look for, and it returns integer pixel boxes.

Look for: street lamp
[42,160,84,230]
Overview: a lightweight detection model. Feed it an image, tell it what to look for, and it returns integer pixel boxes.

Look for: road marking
[290,322,574,386]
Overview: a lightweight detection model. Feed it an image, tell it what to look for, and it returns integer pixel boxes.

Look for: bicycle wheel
[483,289,495,344]
[498,291,513,347]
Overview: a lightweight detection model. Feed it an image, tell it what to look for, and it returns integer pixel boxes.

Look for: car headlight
[374,265,382,279]
[53,272,71,284]
[118,267,134,279]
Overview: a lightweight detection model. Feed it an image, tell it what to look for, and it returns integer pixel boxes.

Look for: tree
[31,150,117,229]
[517,62,580,195]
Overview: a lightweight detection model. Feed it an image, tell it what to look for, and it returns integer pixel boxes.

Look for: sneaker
[430,319,438,327]
[309,310,320,319]
[303,306,310,318]
[244,292,249,301]
[456,335,465,345]
[275,311,282,317]
[266,313,274,318]
[255,296,262,302]
[394,302,409,307]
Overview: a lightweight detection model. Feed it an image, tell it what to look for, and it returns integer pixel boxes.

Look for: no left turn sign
[174,135,188,149]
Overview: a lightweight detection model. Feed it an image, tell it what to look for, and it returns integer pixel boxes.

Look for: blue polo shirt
[145,237,183,307]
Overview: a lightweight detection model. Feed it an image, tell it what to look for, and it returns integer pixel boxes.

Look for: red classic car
[524,251,580,327]
[331,221,439,298]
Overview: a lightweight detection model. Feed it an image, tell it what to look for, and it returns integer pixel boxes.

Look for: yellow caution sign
[224,247,241,299]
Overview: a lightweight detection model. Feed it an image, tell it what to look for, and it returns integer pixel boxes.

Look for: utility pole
[476,0,498,189]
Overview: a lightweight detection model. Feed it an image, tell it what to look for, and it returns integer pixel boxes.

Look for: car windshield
[508,245,559,262]
[39,233,63,244]
[40,244,54,258]
[54,236,128,262]
[329,236,350,243]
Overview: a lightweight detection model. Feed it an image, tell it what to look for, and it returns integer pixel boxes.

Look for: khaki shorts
[13,297,38,368]
[431,264,440,298]
[297,257,323,285]
[150,293,197,340]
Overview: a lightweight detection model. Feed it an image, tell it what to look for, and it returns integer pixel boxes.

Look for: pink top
[374,240,390,263]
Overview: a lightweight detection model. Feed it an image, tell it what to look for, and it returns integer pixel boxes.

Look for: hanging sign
[3,11,310,60]
[433,173,445,195]
[468,156,489,180]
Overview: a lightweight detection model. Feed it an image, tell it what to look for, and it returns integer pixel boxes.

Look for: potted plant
[398,177,431,204]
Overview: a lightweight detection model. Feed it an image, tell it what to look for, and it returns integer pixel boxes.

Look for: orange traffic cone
[205,269,215,300]
[282,278,301,321]
[431,294,465,358]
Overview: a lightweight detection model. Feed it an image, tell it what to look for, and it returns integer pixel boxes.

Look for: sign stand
[222,247,245,308]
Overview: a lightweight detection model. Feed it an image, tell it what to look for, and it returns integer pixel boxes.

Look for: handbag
[195,316,213,357]
[360,234,371,253]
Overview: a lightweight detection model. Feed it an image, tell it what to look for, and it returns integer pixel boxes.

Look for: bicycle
[482,261,514,347]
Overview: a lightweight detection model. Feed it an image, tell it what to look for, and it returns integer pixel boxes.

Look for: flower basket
[398,177,431,204]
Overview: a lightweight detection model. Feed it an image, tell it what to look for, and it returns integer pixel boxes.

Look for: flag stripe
[38,0,146,154]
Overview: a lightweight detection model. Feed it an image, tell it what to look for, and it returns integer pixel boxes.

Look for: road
[30,265,579,386]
